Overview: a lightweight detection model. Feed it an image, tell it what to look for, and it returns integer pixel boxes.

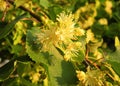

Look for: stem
[105,64,120,82]
[85,44,99,69]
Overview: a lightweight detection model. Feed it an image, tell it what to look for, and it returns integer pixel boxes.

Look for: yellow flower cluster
[76,68,105,86]
[105,0,113,15]
[37,12,85,61]
[74,3,97,29]
[0,0,6,11]
[64,42,82,61]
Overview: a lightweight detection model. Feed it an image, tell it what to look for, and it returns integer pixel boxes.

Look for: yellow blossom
[83,69,105,86]
[105,0,113,15]
[98,18,108,25]
[76,70,86,81]
[37,26,58,51]
[56,12,76,43]
[74,27,85,36]
[77,67,106,86]
[0,0,6,11]
[30,72,41,83]
[56,12,85,44]
[83,17,95,29]
[75,3,96,29]
[115,36,120,48]
[64,42,83,61]
[86,29,95,43]
[37,12,85,52]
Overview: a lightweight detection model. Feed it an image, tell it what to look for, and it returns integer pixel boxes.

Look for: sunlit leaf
[48,57,77,86]
[107,42,120,76]
[14,0,30,8]
[11,44,25,56]
[26,28,51,64]
[16,61,31,77]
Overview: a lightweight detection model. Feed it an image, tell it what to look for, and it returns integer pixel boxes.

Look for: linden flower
[37,12,85,52]
[57,12,75,29]
[98,18,108,25]
[83,69,105,86]
[56,12,76,44]
[105,0,113,15]
[77,67,106,86]
[56,12,85,44]
[0,0,6,11]
[86,29,95,43]
[83,17,95,29]
[75,4,97,29]
[64,42,83,61]
[30,72,41,83]
[76,70,86,81]
[37,26,58,51]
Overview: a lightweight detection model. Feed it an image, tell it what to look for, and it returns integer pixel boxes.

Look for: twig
[85,44,99,69]
[7,0,43,24]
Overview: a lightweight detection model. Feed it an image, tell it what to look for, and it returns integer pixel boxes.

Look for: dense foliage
[0,0,120,86]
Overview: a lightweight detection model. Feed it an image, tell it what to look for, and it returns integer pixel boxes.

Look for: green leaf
[16,61,31,77]
[14,0,30,8]
[48,56,77,86]
[26,27,51,64]
[20,77,37,86]
[105,23,120,38]
[0,60,15,81]
[0,13,27,39]
[48,6,63,21]
[2,78,21,86]
[107,60,120,76]
[91,22,107,36]
[11,45,24,56]
[40,0,50,9]
[96,6,109,19]
[107,47,120,76]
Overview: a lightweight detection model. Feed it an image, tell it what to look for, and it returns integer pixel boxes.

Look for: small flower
[37,11,85,57]
[77,68,106,86]
[98,18,108,25]
[86,29,95,43]
[56,12,76,44]
[74,27,85,36]
[30,72,41,83]
[37,26,58,51]
[0,0,6,11]
[56,12,85,44]
[105,0,113,15]
[76,70,86,81]
[83,17,95,29]
[83,69,105,86]
[64,42,83,61]
[57,12,75,29]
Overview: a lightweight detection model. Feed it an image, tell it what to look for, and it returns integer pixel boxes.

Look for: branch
[7,0,43,23]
